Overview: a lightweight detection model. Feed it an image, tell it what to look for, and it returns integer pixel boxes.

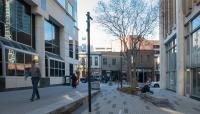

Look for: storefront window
[166,38,177,91]
[192,68,200,96]
[48,59,65,77]
[5,48,34,76]
[0,47,2,76]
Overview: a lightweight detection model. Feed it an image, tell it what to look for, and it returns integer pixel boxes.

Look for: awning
[45,51,64,62]
[0,36,37,55]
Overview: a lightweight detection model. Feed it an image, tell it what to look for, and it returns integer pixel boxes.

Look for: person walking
[71,73,77,88]
[25,60,41,102]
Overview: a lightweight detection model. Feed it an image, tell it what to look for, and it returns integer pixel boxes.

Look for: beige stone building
[160,0,200,98]
[0,0,79,91]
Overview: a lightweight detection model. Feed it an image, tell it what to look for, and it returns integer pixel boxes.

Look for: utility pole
[86,12,93,112]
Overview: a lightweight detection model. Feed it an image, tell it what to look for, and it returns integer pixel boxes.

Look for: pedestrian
[71,73,77,88]
[25,60,41,102]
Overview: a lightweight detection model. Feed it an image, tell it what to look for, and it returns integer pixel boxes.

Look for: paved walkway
[0,83,96,114]
[72,84,200,114]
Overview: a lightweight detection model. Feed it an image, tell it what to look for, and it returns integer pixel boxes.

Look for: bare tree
[95,0,159,88]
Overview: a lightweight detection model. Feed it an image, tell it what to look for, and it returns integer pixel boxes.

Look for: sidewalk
[72,85,200,114]
[0,83,98,114]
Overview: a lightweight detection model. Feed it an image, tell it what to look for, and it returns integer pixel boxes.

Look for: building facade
[0,0,79,91]
[79,52,102,77]
[160,0,200,98]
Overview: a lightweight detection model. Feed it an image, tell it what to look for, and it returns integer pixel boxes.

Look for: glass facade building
[0,0,79,90]
[160,0,200,98]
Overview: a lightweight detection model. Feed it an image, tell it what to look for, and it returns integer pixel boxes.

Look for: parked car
[80,76,99,83]
[151,81,160,88]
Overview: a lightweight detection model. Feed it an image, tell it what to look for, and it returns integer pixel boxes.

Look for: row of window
[46,59,65,77]
[4,49,34,76]
[103,58,117,65]
[0,0,32,46]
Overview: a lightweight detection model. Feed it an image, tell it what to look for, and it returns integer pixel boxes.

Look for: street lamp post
[86,12,93,112]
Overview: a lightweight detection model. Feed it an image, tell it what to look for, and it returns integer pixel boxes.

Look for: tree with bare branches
[95,0,159,88]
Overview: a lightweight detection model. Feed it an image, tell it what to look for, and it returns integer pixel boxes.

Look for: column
[176,0,185,96]
[160,0,167,89]
[35,15,45,77]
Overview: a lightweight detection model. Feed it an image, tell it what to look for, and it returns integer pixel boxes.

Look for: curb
[27,90,100,114]
[48,90,100,114]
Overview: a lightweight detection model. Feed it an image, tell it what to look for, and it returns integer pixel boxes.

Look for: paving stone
[145,106,150,110]
[112,104,116,108]
[174,101,180,106]
[108,112,114,114]
[123,101,127,105]
[124,108,128,113]
[107,100,111,104]
[193,107,200,112]
[95,103,100,107]
[95,111,100,114]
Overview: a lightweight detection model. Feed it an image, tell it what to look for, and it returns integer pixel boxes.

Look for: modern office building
[0,0,79,91]
[160,0,200,98]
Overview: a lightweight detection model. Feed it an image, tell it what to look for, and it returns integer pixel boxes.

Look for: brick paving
[72,84,200,114]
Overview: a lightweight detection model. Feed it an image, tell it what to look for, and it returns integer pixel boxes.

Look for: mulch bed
[117,87,140,95]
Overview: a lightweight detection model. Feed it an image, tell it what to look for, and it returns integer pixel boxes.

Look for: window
[75,45,78,60]
[192,15,200,31]
[0,48,2,76]
[57,0,66,9]
[95,57,98,66]
[49,59,65,77]
[5,48,35,76]
[154,50,160,54]
[2,0,32,46]
[41,0,46,10]
[90,57,92,66]
[66,16,71,33]
[67,2,73,16]
[103,58,107,65]
[112,58,116,65]
[44,20,59,54]
[70,64,73,75]
[69,43,73,58]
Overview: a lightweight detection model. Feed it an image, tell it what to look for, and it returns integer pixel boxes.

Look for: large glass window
[67,2,73,16]
[41,0,46,10]
[44,20,59,54]
[0,48,2,76]
[49,59,65,77]
[192,15,200,31]
[57,0,66,9]
[166,38,177,91]
[1,0,32,46]
[192,29,200,67]
[5,48,34,76]
[0,0,5,23]
[192,68,200,96]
